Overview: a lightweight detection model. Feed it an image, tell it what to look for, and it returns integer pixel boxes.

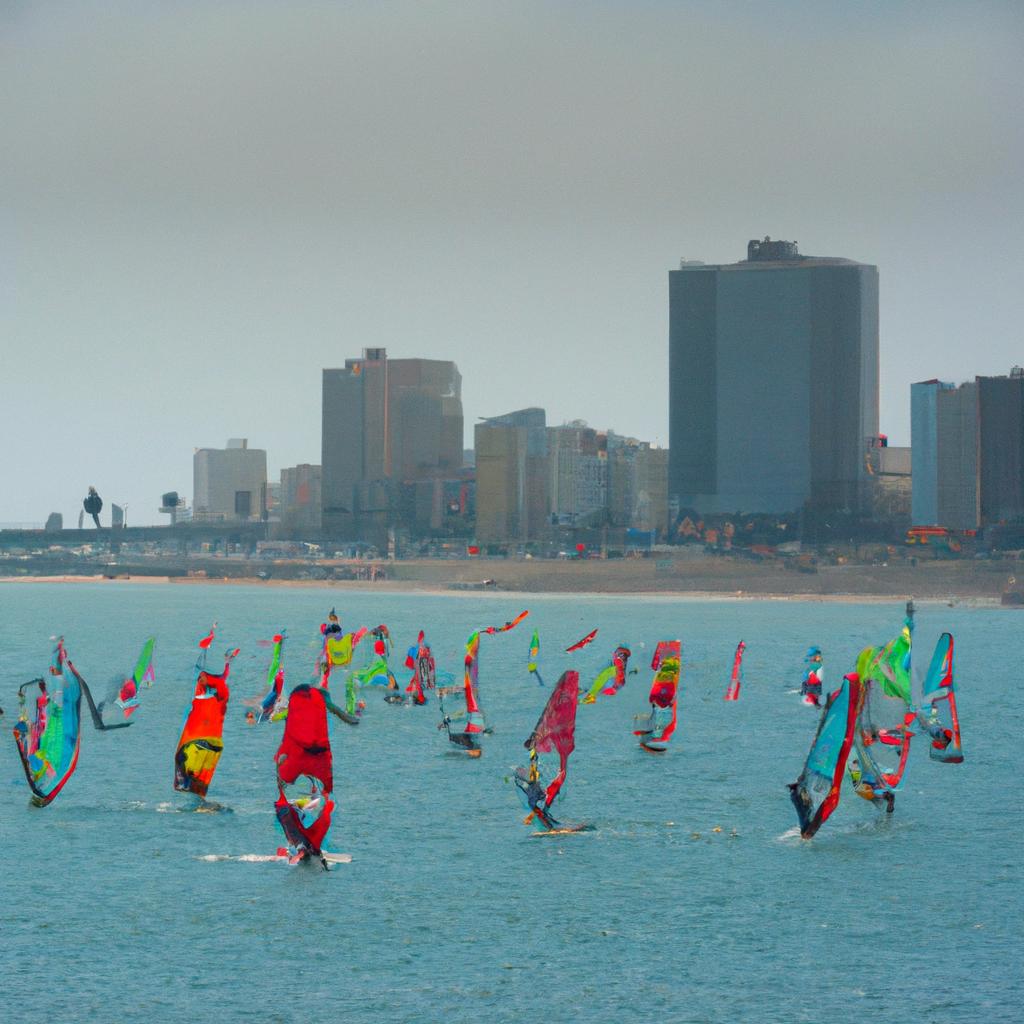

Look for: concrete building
[474,408,548,544]
[548,422,607,527]
[279,464,322,536]
[607,433,670,536]
[321,349,463,538]
[669,238,879,516]
[913,368,1024,529]
[867,443,912,518]
[193,439,268,522]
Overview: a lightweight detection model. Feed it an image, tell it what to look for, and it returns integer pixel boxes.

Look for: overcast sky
[3,1,1022,524]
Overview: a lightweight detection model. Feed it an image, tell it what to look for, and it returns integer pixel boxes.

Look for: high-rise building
[321,366,364,534]
[977,370,1024,523]
[193,439,268,522]
[321,349,463,537]
[548,422,607,527]
[607,433,669,536]
[669,238,879,516]
[474,408,548,544]
[912,368,1024,529]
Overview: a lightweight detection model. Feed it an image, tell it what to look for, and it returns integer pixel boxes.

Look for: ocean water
[0,583,1020,1024]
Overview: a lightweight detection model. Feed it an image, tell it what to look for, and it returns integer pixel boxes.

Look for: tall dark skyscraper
[668,238,879,516]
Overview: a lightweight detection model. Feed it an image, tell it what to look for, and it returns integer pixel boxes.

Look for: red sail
[725,641,746,701]
[275,684,334,792]
[526,670,579,805]
[565,629,598,653]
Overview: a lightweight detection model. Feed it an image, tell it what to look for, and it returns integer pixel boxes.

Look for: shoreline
[0,572,1007,606]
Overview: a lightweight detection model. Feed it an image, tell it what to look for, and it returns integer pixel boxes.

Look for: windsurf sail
[255,632,286,723]
[788,673,863,839]
[565,628,598,653]
[174,629,238,799]
[513,670,580,830]
[93,636,156,723]
[483,609,530,635]
[849,602,916,808]
[580,644,632,703]
[527,629,543,686]
[724,641,746,701]
[633,640,682,752]
[12,640,86,806]
[41,636,135,732]
[915,632,962,763]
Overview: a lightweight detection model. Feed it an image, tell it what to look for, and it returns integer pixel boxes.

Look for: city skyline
[4,2,1022,524]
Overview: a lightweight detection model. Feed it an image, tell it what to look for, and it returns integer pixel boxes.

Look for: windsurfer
[802,647,824,706]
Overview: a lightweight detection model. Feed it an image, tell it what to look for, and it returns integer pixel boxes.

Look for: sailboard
[801,647,824,706]
[388,631,433,706]
[633,640,682,752]
[273,683,346,870]
[580,644,632,703]
[914,632,962,763]
[318,609,368,716]
[440,610,528,756]
[354,625,399,699]
[252,632,286,723]
[849,602,916,811]
[788,673,863,839]
[88,636,156,726]
[174,627,238,799]
[724,640,746,701]
[12,640,86,807]
[513,670,584,833]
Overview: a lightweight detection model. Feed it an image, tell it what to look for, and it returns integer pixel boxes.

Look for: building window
[235,491,252,517]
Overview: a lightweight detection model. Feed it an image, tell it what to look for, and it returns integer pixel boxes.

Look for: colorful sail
[106,636,156,720]
[580,644,632,703]
[173,631,238,799]
[527,629,543,685]
[256,632,286,723]
[788,673,863,839]
[12,641,85,807]
[915,633,962,763]
[565,628,598,653]
[514,670,580,830]
[633,640,682,752]
[482,609,530,635]
[724,640,746,701]
[39,636,136,732]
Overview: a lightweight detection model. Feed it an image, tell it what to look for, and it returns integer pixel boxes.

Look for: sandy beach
[1,554,1017,604]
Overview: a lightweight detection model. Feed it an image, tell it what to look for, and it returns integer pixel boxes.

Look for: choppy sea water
[0,583,1020,1024]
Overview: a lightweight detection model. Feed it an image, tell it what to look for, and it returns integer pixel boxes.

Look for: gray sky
[4,1,1022,524]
